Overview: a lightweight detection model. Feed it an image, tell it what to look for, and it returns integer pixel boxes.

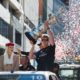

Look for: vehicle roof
[0,71,56,76]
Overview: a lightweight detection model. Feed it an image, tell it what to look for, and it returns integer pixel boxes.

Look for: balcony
[9,0,23,15]
[11,15,23,33]
[0,4,10,24]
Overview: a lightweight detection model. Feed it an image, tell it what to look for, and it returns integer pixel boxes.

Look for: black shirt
[35,44,55,71]
[19,65,35,71]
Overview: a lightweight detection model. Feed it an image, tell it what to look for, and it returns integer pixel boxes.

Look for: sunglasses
[42,39,48,41]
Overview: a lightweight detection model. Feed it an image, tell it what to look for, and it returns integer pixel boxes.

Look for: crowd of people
[0,20,60,79]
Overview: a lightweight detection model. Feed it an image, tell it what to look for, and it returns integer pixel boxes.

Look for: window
[8,26,13,42]
[24,16,35,30]
[15,30,21,46]
[17,0,19,2]
[0,18,13,42]
[0,19,8,38]
[60,70,73,77]
[0,48,5,56]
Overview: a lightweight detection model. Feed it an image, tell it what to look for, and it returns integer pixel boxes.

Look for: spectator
[0,42,19,71]
[52,63,61,80]
[19,52,35,71]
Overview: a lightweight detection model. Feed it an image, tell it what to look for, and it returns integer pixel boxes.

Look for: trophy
[25,14,56,44]
[48,14,57,25]
[25,32,37,44]
[25,27,43,44]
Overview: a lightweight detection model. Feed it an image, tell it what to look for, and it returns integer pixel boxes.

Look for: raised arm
[29,40,36,59]
[44,20,55,46]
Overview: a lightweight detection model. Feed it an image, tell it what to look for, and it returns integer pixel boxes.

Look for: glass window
[0,18,13,42]
[8,26,13,42]
[60,70,73,77]
[24,16,35,30]
[1,20,8,38]
[15,30,21,46]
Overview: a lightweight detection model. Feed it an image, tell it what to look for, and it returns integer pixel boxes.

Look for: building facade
[0,0,24,54]
[0,0,40,54]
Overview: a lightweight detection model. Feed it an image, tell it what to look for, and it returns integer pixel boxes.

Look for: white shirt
[4,52,14,65]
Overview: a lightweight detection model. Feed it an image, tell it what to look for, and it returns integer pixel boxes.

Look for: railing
[11,15,23,33]
[0,4,10,23]
[9,0,23,15]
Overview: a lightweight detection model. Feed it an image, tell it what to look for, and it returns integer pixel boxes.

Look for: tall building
[0,0,24,54]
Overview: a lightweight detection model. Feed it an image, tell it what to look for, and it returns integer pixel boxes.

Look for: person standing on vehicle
[29,20,55,71]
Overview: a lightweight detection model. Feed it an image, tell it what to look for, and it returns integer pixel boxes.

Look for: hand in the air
[44,20,49,29]
[30,40,35,46]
